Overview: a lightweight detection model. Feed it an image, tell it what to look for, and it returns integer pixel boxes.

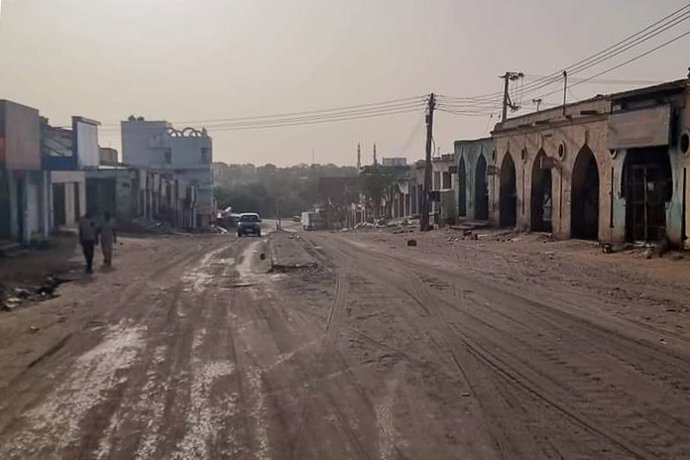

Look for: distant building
[121,118,214,227]
[382,157,407,167]
[212,161,230,182]
[99,147,118,166]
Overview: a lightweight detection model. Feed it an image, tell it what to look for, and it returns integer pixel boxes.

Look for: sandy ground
[0,225,689,459]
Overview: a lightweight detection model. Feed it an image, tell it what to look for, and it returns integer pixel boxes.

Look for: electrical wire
[194,107,424,132]
[439,3,690,103]
[97,95,427,131]
[396,114,426,155]
[536,27,690,100]
[98,98,427,133]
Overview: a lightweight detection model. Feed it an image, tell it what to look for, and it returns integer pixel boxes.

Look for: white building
[121,118,214,227]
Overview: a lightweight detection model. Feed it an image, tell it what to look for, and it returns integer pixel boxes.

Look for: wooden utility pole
[420,93,435,232]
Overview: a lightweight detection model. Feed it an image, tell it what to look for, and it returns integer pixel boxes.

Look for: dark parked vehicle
[237,213,262,237]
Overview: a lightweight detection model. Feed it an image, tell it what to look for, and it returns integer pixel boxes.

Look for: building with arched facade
[488,77,690,246]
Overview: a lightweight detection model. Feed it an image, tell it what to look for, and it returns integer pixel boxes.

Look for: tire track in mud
[325,234,690,459]
[304,234,494,459]
[0,237,241,459]
[287,270,368,460]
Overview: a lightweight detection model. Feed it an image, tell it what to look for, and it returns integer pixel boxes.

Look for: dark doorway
[530,150,552,232]
[53,183,66,228]
[458,157,467,217]
[623,147,672,242]
[571,147,600,239]
[474,155,488,220]
[499,153,517,228]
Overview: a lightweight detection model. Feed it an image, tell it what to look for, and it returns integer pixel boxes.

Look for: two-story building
[121,118,214,227]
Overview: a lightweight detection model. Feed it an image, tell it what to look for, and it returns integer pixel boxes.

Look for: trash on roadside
[14,288,31,299]
[28,326,39,334]
[407,239,417,247]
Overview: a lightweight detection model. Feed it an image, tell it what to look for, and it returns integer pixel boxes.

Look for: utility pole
[356,143,361,170]
[562,70,568,115]
[420,93,435,232]
[532,98,543,112]
[500,72,524,121]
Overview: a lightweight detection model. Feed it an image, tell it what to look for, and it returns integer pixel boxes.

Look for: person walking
[78,210,98,273]
[99,211,117,267]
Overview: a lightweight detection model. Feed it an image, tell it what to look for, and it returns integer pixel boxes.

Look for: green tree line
[214,163,358,218]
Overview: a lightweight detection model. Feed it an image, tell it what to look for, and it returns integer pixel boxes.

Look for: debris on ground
[407,239,417,247]
[268,231,318,271]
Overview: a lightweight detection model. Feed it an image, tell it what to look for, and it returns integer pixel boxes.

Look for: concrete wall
[121,120,170,167]
[0,101,41,171]
[683,84,690,248]
[1,168,50,243]
[675,80,690,248]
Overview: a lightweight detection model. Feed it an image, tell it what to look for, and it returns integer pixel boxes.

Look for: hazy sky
[1,0,689,166]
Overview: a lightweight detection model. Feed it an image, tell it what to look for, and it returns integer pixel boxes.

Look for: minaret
[373,143,378,166]
[357,143,361,170]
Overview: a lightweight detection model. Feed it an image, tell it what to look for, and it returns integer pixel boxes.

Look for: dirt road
[1,228,689,459]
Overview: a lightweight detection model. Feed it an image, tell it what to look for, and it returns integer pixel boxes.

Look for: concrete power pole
[500,72,524,121]
[356,143,361,170]
[420,93,436,232]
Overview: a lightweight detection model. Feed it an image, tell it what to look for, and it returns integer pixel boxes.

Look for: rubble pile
[1,276,69,312]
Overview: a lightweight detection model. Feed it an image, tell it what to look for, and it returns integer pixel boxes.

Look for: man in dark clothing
[78,210,98,273]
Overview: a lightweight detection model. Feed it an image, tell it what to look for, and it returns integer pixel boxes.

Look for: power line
[189,106,424,132]
[523,74,664,85]
[439,3,690,103]
[537,27,690,100]
[396,114,426,156]
[98,99,426,133]
[521,10,690,97]
[97,95,427,130]
[199,102,425,128]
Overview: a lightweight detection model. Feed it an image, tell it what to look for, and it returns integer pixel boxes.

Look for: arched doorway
[623,147,673,242]
[458,157,467,217]
[530,150,552,232]
[571,147,599,239]
[499,153,517,228]
[474,155,488,220]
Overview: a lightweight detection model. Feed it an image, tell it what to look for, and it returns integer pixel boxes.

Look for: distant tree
[359,166,403,219]
[214,163,357,217]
